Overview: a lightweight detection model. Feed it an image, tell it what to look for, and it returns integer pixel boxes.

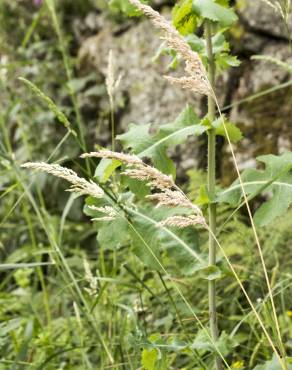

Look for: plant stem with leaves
[205,20,222,370]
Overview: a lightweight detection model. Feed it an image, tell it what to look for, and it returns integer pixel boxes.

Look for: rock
[78,17,201,127]
[78,15,214,175]
[237,0,292,40]
[221,41,292,183]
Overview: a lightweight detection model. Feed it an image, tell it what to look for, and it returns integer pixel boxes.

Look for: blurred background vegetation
[1,0,292,369]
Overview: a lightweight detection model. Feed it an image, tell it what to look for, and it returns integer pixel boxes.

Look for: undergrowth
[1,0,292,369]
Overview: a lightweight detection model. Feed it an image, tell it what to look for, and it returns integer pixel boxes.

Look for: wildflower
[286,310,292,317]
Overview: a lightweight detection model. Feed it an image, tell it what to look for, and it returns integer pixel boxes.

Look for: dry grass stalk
[128,0,211,96]
[82,150,206,228]
[106,50,122,106]
[21,162,104,199]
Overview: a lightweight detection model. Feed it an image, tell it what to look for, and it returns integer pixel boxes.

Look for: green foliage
[141,348,159,370]
[253,355,292,370]
[94,158,121,183]
[192,0,238,27]
[212,116,243,143]
[108,0,149,16]
[118,105,206,176]
[2,0,292,368]
[19,77,76,136]
[85,198,204,273]
[186,31,241,72]
[172,0,197,35]
[217,152,292,226]
[172,0,237,34]
[202,115,243,143]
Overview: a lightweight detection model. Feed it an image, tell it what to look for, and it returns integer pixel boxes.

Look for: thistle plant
[20,0,292,368]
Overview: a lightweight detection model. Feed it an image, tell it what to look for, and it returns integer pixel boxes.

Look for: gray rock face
[237,0,292,40]
[78,15,208,174]
[77,2,292,182]
[78,17,199,127]
[221,41,292,182]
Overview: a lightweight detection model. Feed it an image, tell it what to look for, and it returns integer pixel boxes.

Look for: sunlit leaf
[192,0,237,26]
[172,0,198,35]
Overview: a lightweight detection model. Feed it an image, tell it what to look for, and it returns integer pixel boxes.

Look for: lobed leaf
[118,105,206,176]
[217,152,292,226]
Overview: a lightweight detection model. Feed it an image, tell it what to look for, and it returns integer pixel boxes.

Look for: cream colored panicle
[128,0,211,96]
[83,258,98,296]
[81,150,142,165]
[88,205,118,221]
[81,149,206,229]
[21,162,104,199]
[159,215,206,228]
[106,50,122,105]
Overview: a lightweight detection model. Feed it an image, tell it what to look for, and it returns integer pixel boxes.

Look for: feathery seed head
[128,0,211,96]
[106,50,122,105]
[21,162,104,199]
[82,150,205,229]
[88,205,118,221]
[83,258,98,296]
[81,150,143,165]
[158,215,206,228]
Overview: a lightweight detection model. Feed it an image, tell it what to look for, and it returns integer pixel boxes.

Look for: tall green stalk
[205,21,222,370]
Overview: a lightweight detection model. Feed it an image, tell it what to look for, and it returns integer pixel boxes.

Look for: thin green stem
[205,20,222,370]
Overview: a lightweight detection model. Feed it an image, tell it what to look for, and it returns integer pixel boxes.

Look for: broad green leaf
[97,217,129,250]
[253,355,292,370]
[172,0,198,35]
[130,212,163,271]
[84,198,129,250]
[141,348,159,370]
[122,176,150,199]
[202,116,243,143]
[127,206,205,273]
[217,152,292,226]
[118,105,206,176]
[216,53,241,71]
[212,116,243,143]
[192,0,237,26]
[191,330,236,356]
[94,158,121,183]
[199,265,222,280]
[195,185,210,206]
[159,223,204,275]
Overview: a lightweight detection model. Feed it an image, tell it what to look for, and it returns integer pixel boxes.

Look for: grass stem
[205,20,223,370]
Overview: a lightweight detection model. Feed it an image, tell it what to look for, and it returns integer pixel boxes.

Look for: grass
[1,0,292,369]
